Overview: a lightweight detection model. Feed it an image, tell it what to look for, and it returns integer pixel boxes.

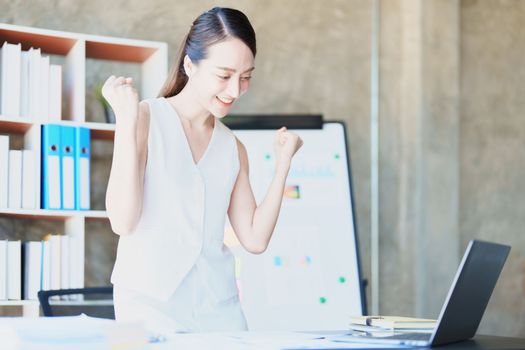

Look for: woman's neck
[168,87,213,129]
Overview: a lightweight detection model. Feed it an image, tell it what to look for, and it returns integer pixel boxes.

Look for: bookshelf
[0,23,168,317]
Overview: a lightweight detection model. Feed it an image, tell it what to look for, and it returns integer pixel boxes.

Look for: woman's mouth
[216,96,234,107]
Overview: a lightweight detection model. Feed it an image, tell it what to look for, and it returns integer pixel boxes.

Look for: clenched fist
[101,75,139,126]
[274,127,304,165]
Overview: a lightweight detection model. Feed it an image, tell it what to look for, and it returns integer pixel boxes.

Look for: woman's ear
[183,55,194,77]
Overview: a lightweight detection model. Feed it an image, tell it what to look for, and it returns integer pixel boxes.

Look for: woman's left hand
[274,127,304,165]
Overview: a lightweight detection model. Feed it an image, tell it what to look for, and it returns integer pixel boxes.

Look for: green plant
[94,83,110,109]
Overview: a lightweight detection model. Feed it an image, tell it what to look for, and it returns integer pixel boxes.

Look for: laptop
[343,239,510,347]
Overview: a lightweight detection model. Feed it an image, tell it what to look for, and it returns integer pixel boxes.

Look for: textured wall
[379,0,460,318]
[460,0,525,336]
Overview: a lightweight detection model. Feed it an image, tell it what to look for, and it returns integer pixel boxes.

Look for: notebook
[350,315,436,330]
[340,240,510,347]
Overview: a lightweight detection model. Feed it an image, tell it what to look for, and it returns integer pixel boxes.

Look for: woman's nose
[226,78,240,98]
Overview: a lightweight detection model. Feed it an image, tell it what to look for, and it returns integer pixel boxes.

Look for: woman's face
[186,37,255,118]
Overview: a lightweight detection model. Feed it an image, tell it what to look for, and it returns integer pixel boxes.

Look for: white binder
[28,48,41,119]
[49,64,62,122]
[0,240,7,300]
[7,150,22,209]
[39,55,50,121]
[0,42,22,117]
[23,241,42,300]
[7,240,21,300]
[0,135,8,208]
[41,240,51,292]
[48,234,61,300]
[60,235,70,296]
[22,150,36,209]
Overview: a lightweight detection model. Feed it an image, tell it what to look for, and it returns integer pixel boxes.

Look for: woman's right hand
[101,75,139,126]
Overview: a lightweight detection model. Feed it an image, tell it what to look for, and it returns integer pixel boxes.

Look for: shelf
[86,40,158,63]
[0,209,108,220]
[0,116,115,140]
[0,300,39,306]
[0,22,166,317]
[0,115,35,133]
[0,23,166,62]
[0,26,77,56]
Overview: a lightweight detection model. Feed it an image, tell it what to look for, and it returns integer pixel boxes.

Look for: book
[28,47,41,119]
[22,241,42,300]
[0,42,22,117]
[0,240,7,299]
[21,150,36,209]
[48,64,62,121]
[43,234,61,299]
[7,240,21,300]
[7,150,22,209]
[60,125,76,210]
[75,127,90,210]
[0,135,8,208]
[59,235,69,298]
[350,315,436,330]
[39,55,49,120]
[41,124,62,209]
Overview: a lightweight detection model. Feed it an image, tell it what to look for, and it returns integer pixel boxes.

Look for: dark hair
[158,7,256,98]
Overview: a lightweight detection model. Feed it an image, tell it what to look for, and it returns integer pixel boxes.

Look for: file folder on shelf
[23,241,42,300]
[22,150,37,209]
[7,240,21,300]
[41,124,62,209]
[0,135,8,208]
[0,240,7,300]
[60,125,76,210]
[40,240,51,292]
[0,42,22,117]
[8,150,22,209]
[75,127,90,210]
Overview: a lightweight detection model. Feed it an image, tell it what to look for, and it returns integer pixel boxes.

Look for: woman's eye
[217,75,230,80]
[241,76,252,81]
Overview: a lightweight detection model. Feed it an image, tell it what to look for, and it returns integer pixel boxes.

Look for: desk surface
[148,333,525,350]
[421,335,525,350]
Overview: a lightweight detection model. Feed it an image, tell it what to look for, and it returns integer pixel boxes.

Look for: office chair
[37,286,115,319]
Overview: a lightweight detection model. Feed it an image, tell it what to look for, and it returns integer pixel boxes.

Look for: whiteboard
[224,121,366,331]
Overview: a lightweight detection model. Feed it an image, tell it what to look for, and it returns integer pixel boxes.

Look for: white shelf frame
[0,23,167,317]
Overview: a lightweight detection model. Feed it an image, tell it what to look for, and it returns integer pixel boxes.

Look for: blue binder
[60,125,76,210]
[75,127,90,210]
[41,125,62,209]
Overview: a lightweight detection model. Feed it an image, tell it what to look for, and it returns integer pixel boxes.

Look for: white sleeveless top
[110,97,240,303]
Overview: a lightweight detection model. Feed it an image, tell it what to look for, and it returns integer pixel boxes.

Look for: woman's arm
[103,76,149,235]
[227,127,303,254]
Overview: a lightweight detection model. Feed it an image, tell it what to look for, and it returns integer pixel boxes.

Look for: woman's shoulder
[138,97,169,122]
[139,97,165,111]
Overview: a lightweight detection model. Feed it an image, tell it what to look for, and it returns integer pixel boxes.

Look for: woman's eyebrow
[216,66,255,74]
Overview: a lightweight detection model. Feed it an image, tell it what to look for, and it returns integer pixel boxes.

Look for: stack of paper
[349,315,436,334]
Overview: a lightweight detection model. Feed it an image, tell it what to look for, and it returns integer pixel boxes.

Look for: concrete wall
[0,0,524,337]
[460,0,525,336]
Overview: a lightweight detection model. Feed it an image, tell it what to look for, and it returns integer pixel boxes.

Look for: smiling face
[184,37,255,118]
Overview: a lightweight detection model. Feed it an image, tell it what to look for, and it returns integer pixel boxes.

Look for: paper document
[0,314,149,350]
[155,331,410,349]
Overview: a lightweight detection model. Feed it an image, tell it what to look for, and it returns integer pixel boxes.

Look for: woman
[104,7,303,333]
